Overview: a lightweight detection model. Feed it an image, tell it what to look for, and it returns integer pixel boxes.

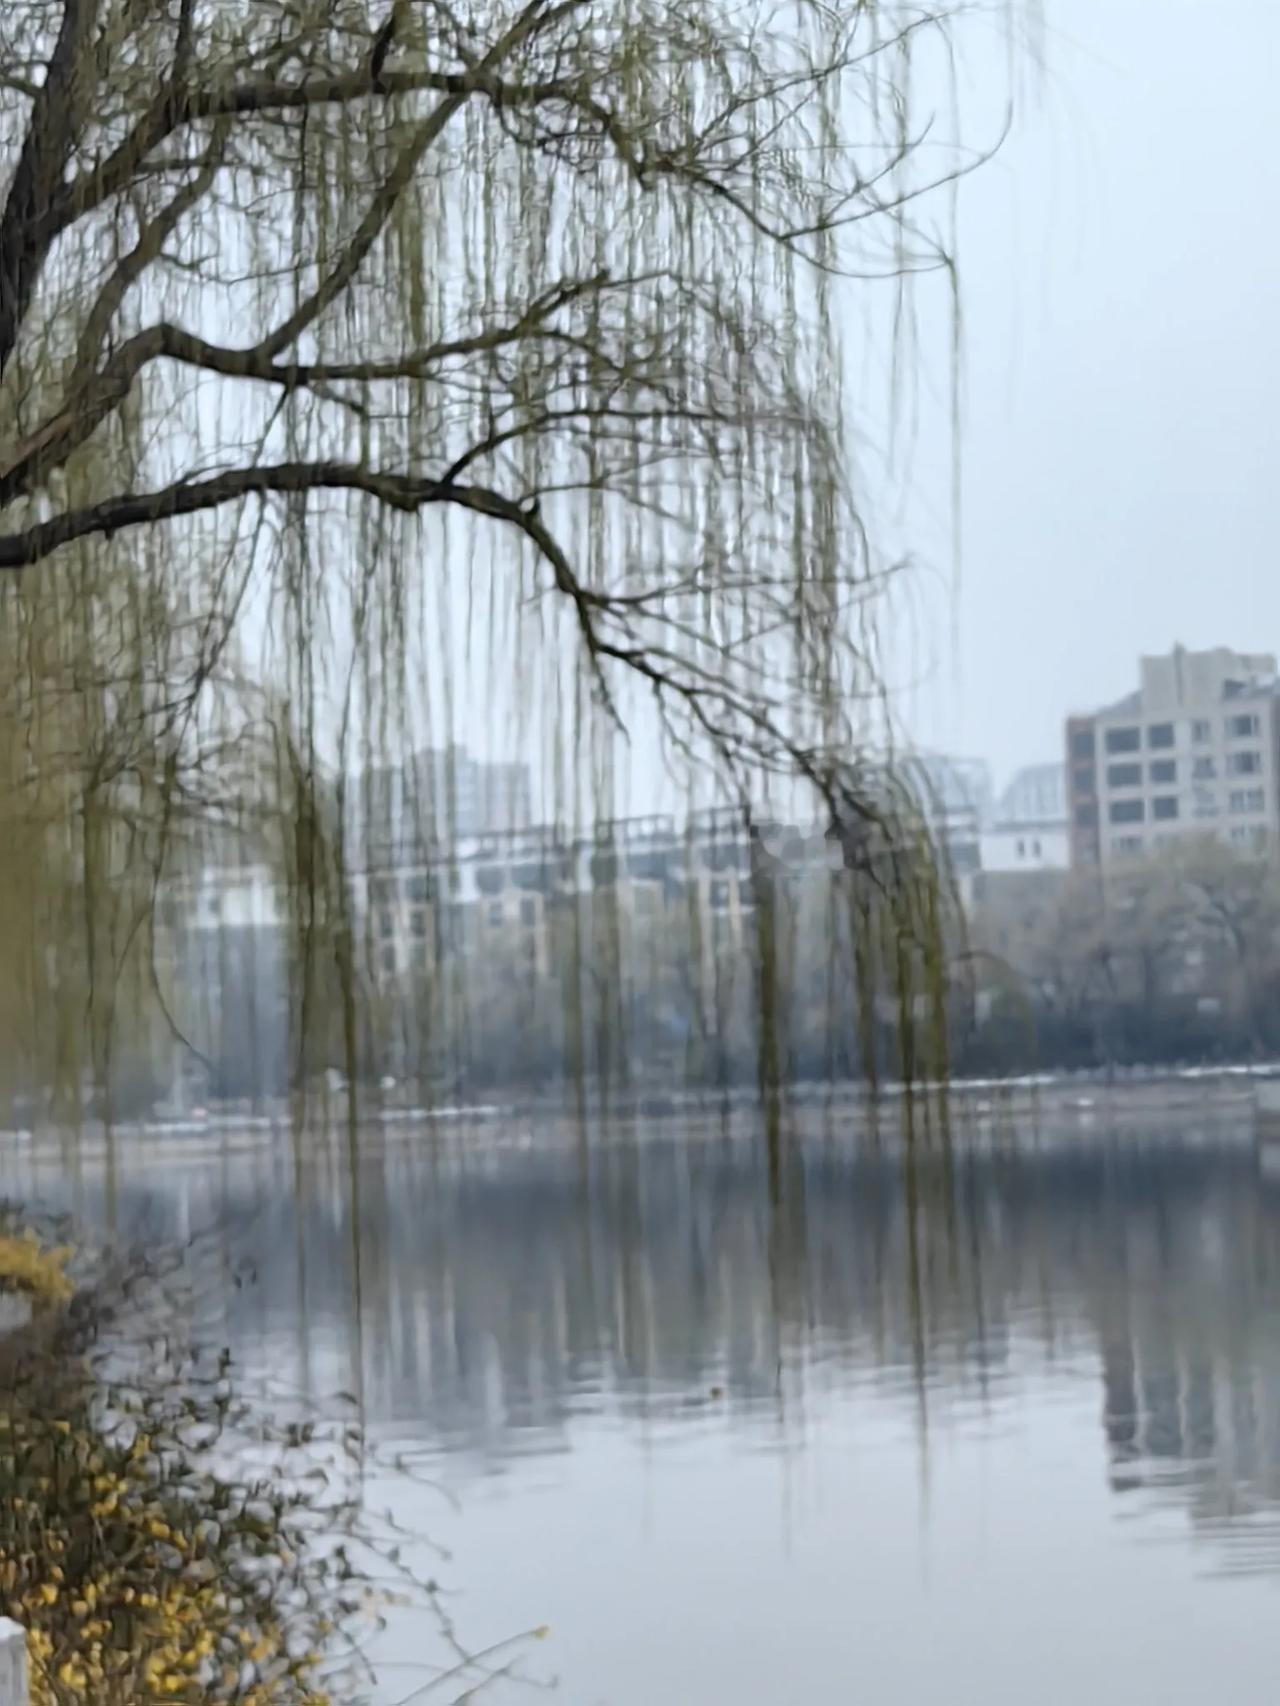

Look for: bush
[0,1216,373,1705]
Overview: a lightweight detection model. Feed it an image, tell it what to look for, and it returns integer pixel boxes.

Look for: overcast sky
[895,0,1280,792]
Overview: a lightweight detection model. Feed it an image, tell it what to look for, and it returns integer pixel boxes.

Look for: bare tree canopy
[0,0,1009,1113]
[0,0,999,772]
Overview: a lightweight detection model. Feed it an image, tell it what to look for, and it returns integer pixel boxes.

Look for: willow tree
[0,0,999,1113]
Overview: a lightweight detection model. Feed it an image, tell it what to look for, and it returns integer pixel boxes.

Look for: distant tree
[1102,849,1198,1008]
[1175,837,1280,1053]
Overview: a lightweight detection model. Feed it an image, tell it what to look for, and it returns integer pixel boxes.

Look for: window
[1228,750,1262,775]
[1111,835,1143,858]
[1070,729,1096,760]
[1192,756,1216,780]
[1191,718,1212,743]
[369,876,396,904]
[1105,726,1140,755]
[378,908,394,938]
[410,910,427,938]
[709,878,731,910]
[1032,838,1042,858]
[1152,796,1179,821]
[487,901,505,927]
[1016,838,1026,858]
[1193,795,1220,820]
[407,874,431,905]
[1147,722,1176,750]
[1227,713,1261,739]
[519,896,537,927]
[380,946,396,975]
[1107,762,1142,788]
[1150,759,1177,784]
[1072,763,1095,795]
[1229,788,1266,814]
[1075,802,1097,827]
[1109,799,1145,824]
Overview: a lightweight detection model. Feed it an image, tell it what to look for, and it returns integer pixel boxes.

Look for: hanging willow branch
[0,0,1009,1111]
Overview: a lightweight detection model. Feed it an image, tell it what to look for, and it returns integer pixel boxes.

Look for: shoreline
[0,1064,1273,1164]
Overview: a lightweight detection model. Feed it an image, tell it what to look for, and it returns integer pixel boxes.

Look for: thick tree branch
[0,461,551,571]
[0,0,98,377]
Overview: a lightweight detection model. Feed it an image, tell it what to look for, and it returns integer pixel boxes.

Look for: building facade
[1066,647,1280,871]
[979,822,1069,874]
[351,744,533,861]
[981,761,1069,875]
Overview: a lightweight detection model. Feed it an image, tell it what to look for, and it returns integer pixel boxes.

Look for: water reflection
[6,1117,1280,1695]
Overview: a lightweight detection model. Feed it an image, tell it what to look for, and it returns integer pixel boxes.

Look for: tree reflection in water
[6,1114,1280,1583]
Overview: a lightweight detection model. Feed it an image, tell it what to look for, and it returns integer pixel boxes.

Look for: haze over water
[6,1112,1280,1704]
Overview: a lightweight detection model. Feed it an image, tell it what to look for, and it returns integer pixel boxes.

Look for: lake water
[5,1109,1280,1704]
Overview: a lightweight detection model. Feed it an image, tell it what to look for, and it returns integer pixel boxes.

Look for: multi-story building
[1065,715,1101,867]
[1066,647,1280,870]
[351,744,533,861]
[350,809,786,988]
[154,857,290,1104]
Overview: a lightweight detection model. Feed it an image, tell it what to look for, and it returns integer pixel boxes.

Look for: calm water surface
[5,1114,1280,1704]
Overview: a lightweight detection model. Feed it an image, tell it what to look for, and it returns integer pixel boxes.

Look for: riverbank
[0,1062,1274,1166]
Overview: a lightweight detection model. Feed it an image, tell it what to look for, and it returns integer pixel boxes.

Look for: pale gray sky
[899,0,1280,792]
[274,0,1278,824]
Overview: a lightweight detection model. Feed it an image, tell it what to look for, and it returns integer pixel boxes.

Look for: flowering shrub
[0,1218,374,1705]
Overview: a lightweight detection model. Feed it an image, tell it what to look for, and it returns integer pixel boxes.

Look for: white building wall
[980,825,1069,874]
[1094,648,1280,870]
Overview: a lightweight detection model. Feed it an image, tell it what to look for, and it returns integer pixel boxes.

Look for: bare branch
[0,460,543,569]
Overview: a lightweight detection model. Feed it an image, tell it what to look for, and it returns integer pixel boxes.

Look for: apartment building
[351,744,533,861]
[1066,647,1280,870]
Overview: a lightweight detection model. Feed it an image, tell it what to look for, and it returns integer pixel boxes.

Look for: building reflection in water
[7,1115,1280,1574]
